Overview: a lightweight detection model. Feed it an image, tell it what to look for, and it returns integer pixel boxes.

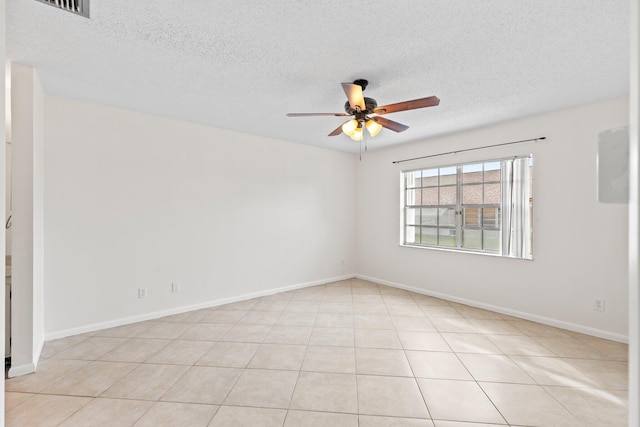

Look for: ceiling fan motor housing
[344,97,378,115]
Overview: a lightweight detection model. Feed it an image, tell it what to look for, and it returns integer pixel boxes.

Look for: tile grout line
[279,294,319,425]
[353,284,362,427]
[413,289,511,426]
[8,279,629,425]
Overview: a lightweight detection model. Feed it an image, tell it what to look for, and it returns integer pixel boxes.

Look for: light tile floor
[5,279,629,426]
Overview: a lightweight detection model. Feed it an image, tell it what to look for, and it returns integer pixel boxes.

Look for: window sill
[400,243,533,260]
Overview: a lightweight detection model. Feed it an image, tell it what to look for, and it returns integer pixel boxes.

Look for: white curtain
[501,157,532,258]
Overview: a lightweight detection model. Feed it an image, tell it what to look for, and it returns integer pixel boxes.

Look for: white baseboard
[7,341,45,378]
[34,334,45,365]
[45,272,627,344]
[8,362,36,378]
[45,274,355,341]
[357,274,629,344]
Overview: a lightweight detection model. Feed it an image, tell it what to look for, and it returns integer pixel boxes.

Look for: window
[402,156,533,259]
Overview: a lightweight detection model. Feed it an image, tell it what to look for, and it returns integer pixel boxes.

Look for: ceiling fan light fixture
[366,119,383,137]
[350,125,364,141]
[342,119,358,137]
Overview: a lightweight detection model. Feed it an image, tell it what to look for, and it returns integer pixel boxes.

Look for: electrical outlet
[593,299,606,311]
[171,282,181,293]
[138,288,147,299]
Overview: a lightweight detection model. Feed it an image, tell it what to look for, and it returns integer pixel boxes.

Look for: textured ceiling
[6,1,630,153]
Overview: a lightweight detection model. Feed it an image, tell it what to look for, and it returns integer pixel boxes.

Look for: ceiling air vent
[35,0,89,18]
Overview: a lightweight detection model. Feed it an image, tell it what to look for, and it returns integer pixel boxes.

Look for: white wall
[5,62,10,255]
[43,96,357,336]
[33,66,44,363]
[43,95,629,341]
[1,0,6,419]
[9,63,45,377]
[628,0,639,424]
[357,98,629,341]
[6,141,11,255]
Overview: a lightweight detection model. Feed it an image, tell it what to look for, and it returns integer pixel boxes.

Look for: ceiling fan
[286,79,440,141]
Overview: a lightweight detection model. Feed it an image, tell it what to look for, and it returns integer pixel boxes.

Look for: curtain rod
[392,136,546,165]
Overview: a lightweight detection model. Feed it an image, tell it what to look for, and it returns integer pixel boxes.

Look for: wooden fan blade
[328,119,352,136]
[373,96,440,115]
[372,116,409,132]
[287,112,350,117]
[342,83,365,110]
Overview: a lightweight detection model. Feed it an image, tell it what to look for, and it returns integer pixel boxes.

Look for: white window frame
[400,155,533,259]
